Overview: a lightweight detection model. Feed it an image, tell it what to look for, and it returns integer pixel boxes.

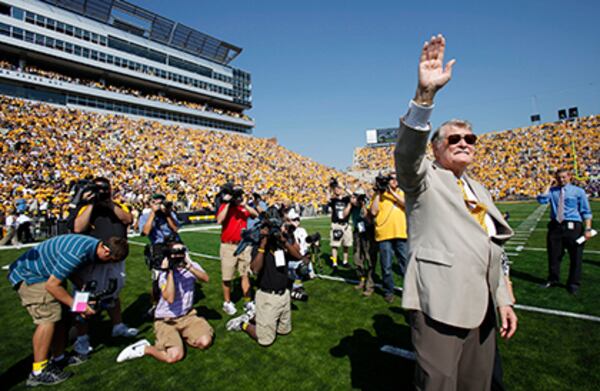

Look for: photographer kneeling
[117,242,213,363]
[226,208,302,346]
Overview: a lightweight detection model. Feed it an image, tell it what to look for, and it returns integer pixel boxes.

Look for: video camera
[165,244,188,270]
[69,179,110,207]
[233,207,286,256]
[81,278,118,311]
[220,183,244,203]
[374,174,391,192]
[329,177,340,189]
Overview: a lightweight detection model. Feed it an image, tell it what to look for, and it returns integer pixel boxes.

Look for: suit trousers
[410,301,496,391]
[546,220,584,289]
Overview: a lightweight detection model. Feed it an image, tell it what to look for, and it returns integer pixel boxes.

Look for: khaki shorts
[255,289,292,346]
[154,309,213,351]
[220,243,252,281]
[330,223,353,248]
[18,282,61,325]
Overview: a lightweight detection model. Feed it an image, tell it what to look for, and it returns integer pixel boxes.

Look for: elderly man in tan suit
[395,35,518,390]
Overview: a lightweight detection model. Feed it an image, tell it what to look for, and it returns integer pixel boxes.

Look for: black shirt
[76,202,129,240]
[329,196,350,224]
[253,241,289,292]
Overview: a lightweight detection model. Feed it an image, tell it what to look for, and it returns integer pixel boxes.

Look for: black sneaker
[26,366,72,387]
[66,352,89,367]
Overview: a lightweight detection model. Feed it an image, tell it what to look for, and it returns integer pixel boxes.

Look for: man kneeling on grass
[117,242,213,363]
[226,208,302,346]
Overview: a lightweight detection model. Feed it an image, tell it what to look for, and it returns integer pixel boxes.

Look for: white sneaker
[74,335,93,355]
[226,312,252,331]
[112,323,139,338]
[222,301,237,316]
[243,301,255,313]
[116,339,150,363]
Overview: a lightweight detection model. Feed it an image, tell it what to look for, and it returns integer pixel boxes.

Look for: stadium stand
[0,96,359,218]
[353,117,600,200]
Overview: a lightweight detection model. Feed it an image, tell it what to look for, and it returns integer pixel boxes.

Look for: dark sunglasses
[447,134,477,145]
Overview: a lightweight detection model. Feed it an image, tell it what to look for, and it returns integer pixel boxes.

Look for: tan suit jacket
[395,121,513,329]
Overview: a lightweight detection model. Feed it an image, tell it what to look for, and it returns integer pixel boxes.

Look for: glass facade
[14,7,251,104]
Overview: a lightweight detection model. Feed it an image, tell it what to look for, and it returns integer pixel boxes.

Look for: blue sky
[145,0,600,170]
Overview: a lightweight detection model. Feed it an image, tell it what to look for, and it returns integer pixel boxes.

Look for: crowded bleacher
[0,96,359,221]
[353,116,600,199]
[0,60,252,122]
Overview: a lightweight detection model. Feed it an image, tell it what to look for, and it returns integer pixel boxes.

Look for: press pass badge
[72,291,90,313]
[274,250,286,267]
[567,222,574,230]
[337,210,344,220]
[357,221,366,233]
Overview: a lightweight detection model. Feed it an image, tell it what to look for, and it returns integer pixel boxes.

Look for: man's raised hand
[414,34,456,106]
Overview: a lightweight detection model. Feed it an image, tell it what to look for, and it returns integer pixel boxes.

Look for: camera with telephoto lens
[167,244,187,270]
[306,232,321,245]
[374,174,391,192]
[69,179,111,207]
[219,183,244,203]
[329,177,339,189]
[81,278,118,311]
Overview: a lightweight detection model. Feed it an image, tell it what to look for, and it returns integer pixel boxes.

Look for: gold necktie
[457,179,488,233]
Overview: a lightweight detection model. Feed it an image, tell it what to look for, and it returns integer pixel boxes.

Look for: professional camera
[374,174,391,192]
[81,278,118,311]
[69,179,111,207]
[166,244,188,270]
[219,182,244,203]
[306,232,321,245]
[329,177,339,189]
[305,232,322,273]
[144,235,182,270]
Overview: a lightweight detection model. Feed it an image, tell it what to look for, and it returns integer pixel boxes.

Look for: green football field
[0,201,598,390]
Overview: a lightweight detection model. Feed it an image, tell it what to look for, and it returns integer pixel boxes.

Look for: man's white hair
[431,119,473,144]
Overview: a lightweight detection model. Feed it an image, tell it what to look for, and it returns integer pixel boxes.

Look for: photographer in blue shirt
[537,169,593,294]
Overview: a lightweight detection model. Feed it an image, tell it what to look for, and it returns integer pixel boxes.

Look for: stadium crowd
[354,116,600,199]
[0,96,358,223]
[0,61,251,121]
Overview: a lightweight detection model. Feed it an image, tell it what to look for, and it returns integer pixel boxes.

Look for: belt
[156,308,194,322]
[260,288,287,295]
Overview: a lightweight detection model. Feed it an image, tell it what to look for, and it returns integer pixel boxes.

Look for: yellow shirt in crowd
[371,191,407,242]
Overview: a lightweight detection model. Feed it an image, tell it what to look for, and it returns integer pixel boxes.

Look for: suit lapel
[464,174,513,238]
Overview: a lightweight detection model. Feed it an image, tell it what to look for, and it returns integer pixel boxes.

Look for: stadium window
[98,52,106,62]
[75,27,82,39]
[11,7,24,20]
[100,36,107,46]
[56,21,65,33]
[46,18,56,30]
[107,54,113,64]
[12,27,23,40]
[0,22,9,36]
[25,30,34,43]
[55,40,64,51]
[90,51,98,61]
[25,11,34,24]
[35,14,44,27]
[82,48,89,57]
[65,25,73,36]
[83,30,90,41]
[91,33,98,44]
[35,33,44,45]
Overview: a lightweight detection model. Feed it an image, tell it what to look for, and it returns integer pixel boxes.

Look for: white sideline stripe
[514,304,600,322]
[381,345,416,360]
[315,274,600,323]
[127,240,221,260]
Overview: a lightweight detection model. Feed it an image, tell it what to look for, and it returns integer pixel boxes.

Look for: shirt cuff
[402,100,434,131]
